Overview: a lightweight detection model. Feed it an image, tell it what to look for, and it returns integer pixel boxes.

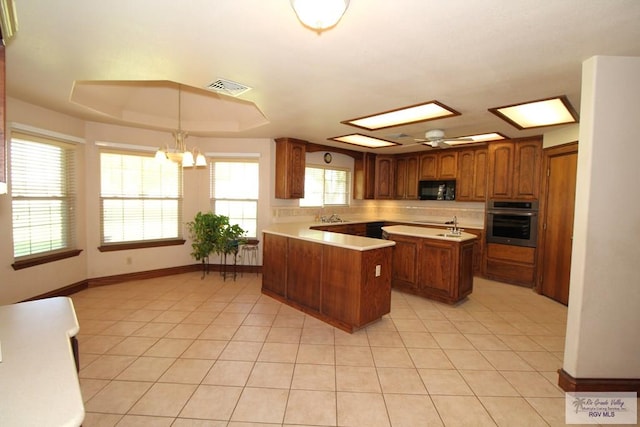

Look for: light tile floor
[71,272,585,426]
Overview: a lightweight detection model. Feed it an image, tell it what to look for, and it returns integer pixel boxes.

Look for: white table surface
[0,296,84,427]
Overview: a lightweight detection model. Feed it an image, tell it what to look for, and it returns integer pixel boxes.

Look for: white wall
[563,56,640,378]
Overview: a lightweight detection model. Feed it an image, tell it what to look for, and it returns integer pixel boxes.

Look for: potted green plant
[186,212,247,279]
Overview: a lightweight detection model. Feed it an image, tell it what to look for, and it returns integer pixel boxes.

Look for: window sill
[12,249,83,270]
[98,239,186,252]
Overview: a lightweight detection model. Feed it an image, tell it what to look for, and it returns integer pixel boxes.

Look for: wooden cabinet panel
[488,142,514,199]
[485,242,536,286]
[417,242,454,294]
[353,152,376,200]
[387,232,475,304]
[390,235,418,289]
[419,153,438,180]
[488,138,541,200]
[473,149,488,200]
[287,239,322,310]
[374,155,395,199]
[513,139,542,199]
[419,151,457,181]
[262,233,288,297]
[438,152,458,179]
[456,150,475,201]
[322,246,392,327]
[262,234,393,332]
[394,155,418,199]
[275,137,306,199]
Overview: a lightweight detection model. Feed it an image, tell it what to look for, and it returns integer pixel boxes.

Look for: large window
[100,151,182,245]
[210,160,259,238]
[11,133,76,259]
[300,166,350,207]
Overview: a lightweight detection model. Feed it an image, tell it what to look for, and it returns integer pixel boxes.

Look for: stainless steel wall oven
[486,200,539,247]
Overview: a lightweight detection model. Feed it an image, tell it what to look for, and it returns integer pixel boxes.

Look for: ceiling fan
[413,129,473,148]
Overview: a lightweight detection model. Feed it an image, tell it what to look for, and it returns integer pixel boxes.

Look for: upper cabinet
[487,137,542,200]
[374,155,395,199]
[353,152,376,200]
[275,137,306,199]
[456,148,488,202]
[394,154,419,199]
[419,151,458,181]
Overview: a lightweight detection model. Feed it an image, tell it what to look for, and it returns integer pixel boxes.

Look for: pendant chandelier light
[290,0,350,33]
[155,85,207,168]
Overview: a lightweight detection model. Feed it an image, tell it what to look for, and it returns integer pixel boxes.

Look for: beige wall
[563,56,640,378]
[543,124,579,148]
[0,98,275,304]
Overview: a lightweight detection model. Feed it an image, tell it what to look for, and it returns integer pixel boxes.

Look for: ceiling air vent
[206,78,252,97]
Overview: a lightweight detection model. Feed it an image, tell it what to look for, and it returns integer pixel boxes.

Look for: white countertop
[263,217,481,250]
[263,222,395,251]
[0,297,84,427]
[381,225,478,242]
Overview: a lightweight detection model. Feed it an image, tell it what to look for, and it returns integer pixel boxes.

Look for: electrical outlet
[375,265,381,277]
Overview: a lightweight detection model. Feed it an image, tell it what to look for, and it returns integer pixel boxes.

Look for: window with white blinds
[100,151,182,244]
[210,160,258,238]
[300,166,350,207]
[11,133,77,259]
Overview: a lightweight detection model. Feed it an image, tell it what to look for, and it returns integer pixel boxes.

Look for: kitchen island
[262,224,395,332]
[382,225,477,304]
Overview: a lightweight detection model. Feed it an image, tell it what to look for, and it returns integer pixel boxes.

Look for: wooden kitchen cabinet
[456,148,488,202]
[485,242,536,286]
[418,153,438,180]
[287,238,322,311]
[513,138,542,199]
[394,154,419,199]
[390,234,419,289]
[374,155,395,199]
[438,151,458,179]
[262,233,288,297]
[419,151,457,180]
[275,137,306,199]
[487,137,542,200]
[262,232,393,332]
[387,231,474,304]
[353,152,376,199]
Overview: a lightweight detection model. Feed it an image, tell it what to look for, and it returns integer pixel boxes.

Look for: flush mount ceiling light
[488,95,579,130]
[291,0,349,33]
[342,101,461,131]
[447,132,508,145]
[329,134,400,149]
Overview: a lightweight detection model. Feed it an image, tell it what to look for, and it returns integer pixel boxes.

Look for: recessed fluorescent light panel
[489,96,579,130]
[329,134,399,148]
[342,101,461,131]
[448,132,508,145]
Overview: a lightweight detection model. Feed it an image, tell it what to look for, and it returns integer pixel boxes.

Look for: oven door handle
[488,210,537,216]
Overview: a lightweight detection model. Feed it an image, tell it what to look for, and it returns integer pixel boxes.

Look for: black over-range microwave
[419,180,456,200]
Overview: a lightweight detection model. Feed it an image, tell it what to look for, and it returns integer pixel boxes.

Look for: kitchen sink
[436,233,462,238]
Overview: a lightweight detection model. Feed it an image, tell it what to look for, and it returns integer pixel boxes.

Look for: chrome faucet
[448,216,462,235]
[328,213,342,223]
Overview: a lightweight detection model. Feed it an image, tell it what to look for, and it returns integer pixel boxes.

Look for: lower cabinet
[484,243,536,286]
[388,233,474,304]
[262,233,288,297]
[262,232,393,332]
